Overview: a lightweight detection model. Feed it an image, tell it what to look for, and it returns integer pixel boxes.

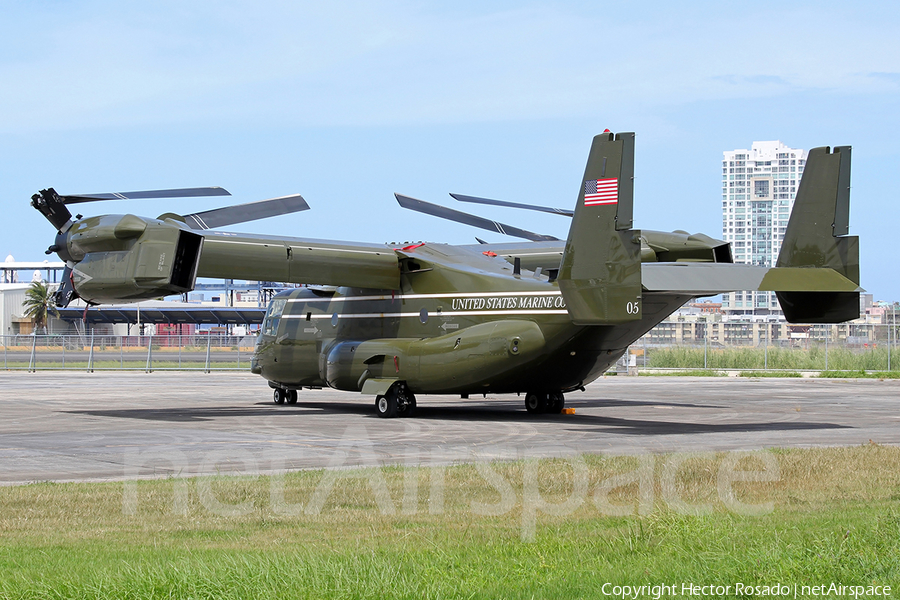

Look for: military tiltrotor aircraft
[32,132,861,417]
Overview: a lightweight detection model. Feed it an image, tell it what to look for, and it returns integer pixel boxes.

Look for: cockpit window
[262,298,287,336]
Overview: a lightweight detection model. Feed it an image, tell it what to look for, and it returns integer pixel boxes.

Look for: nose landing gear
[273,388,298,405]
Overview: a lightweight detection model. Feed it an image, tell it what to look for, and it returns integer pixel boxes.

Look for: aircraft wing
[63,225,401,305]
[196,231,401,291]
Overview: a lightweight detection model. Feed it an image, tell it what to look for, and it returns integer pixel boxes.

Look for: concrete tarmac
[1,372,898,484]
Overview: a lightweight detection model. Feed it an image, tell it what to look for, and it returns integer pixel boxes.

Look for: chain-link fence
[3,322,897,374]
[627,322,897,374]
[2,334,256,372]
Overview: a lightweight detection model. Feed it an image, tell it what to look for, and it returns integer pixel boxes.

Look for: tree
[22,281,59,335]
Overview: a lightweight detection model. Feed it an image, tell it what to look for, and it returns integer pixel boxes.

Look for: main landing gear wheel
[524,392,548,414]
[375,382,417,418]
[525,391,565,414]
[273,388,286,404]
[286,389,298,404]
[547,392,565,414]
[375,394,396,418]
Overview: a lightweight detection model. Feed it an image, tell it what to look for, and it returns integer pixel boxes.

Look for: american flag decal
[584,178,618,206]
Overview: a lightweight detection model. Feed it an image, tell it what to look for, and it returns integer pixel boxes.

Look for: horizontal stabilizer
[641,144,862,324]
[641,263,862,296]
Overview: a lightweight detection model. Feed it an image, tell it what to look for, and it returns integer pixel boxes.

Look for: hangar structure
[1,256,275,335]
[55,305,265,327]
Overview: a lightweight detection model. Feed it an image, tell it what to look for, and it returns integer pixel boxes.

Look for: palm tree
[22,281,59,335]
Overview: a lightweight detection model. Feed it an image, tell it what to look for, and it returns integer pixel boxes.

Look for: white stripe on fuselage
[281,309,568,319]
[285,291,562,303]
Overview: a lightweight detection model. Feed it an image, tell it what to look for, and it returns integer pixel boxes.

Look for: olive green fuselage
[252,243,690,396]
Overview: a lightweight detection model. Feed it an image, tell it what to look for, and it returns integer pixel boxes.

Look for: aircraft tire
[273,388,286,404]
[547,392,565,414]
[375,394,398,418]
[524,392,548,414]
[286,389,298,404]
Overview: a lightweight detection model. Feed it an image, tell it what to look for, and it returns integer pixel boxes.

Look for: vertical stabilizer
[775,145,860,322]
[558,132,642,324]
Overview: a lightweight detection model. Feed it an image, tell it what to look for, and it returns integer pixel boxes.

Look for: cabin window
[263,298,287,336]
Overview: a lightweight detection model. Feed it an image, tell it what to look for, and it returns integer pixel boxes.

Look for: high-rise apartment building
[721,141,807,316]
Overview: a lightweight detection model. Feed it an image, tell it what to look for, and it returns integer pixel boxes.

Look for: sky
[1,1,898,299]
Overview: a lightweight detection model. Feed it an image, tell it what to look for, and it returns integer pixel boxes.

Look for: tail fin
[558,132,642,324]
[775,145,860,322]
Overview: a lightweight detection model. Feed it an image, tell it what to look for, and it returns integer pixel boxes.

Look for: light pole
[704,324,708,370]
[890,303,895,372]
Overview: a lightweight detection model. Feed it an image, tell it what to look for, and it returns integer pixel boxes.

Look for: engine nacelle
[65,215,203,303]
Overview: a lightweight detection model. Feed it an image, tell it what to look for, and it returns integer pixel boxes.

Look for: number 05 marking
[626,301,640,315]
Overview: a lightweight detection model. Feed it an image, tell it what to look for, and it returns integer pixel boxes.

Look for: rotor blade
[450,193,573,217]
[182,193,309,230]
[63,186,231,204]
[394,194,559,242]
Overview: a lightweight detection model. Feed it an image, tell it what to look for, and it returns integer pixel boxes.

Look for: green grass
[649,345,897,372]
[1,446,898,597]
[819,370,900,379]
[739,370,803,378]
[638,369,726,377]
